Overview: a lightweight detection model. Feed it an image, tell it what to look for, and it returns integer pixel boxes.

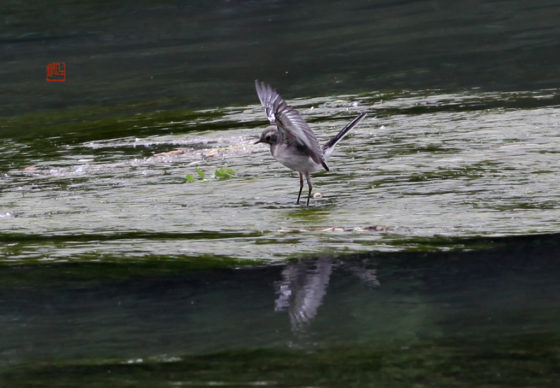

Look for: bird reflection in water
[274,258,380,333]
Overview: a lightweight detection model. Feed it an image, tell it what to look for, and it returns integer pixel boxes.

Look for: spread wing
[255,80,325,166]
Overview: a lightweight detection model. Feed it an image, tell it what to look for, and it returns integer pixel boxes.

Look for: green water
[1,235,559,386]
[2,0,560,386]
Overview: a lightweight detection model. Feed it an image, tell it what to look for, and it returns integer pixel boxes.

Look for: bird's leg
[304,171,312,207]
[296,172,304,204]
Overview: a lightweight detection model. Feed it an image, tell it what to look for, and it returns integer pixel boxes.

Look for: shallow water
[2,89,560,262]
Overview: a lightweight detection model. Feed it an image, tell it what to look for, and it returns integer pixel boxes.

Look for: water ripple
[1,89,559,263]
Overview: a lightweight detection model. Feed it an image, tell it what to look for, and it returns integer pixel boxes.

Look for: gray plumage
[255,80,367,206]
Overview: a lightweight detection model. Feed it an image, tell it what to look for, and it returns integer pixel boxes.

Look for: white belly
[271,143,323,173]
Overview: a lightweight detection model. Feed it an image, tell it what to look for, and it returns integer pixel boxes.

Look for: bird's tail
[322,112,367,159]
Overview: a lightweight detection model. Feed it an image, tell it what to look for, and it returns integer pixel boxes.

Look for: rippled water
[2,89,559,262]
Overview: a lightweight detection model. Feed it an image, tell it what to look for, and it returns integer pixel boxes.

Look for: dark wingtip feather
[323,112,367,154]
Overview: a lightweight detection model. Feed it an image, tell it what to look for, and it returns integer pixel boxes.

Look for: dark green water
[2,0,560,386]
[2,234,560,386]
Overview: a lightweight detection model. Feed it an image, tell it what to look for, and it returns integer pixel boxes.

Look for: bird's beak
[254,139,262,144]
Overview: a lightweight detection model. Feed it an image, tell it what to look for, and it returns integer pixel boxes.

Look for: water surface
[2,0,560,386]
[2,89,559,262]
[1,234,559,386]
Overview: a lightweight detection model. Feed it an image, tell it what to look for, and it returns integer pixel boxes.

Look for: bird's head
[254,126,278,145]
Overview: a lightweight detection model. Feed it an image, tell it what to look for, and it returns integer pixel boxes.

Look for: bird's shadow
[255,194,338,211]
[285,202,336,217]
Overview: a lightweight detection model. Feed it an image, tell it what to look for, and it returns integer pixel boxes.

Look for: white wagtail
[254,80,367,206]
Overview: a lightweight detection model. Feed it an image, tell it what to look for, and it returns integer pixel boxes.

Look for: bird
[254,80,367,206]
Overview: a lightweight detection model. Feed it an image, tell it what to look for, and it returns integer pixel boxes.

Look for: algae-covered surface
[0,90,560,262]
[2,89,559,262]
